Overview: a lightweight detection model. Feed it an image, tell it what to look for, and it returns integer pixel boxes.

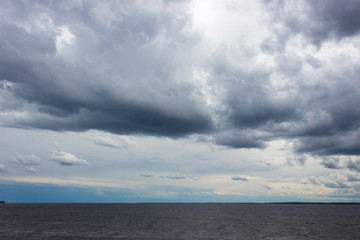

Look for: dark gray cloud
[214,130,265,149]
[207,38,360,156]
[231,176,248,181]
[0,0,212,137]
[320,157,342,169]
[296,134,360,156]
[308,173,360,191]
[141,174,195,180]
[12,102,212,137]
[226,82,296,129]
[305,0,360,42]
[289,71,360,156]
[207,43,296,128]
[262,0,360,47]
[323,180,349,189]
[320,157,360,172]
[347,173,360,182]
[263,25,360,157]
[347,159,360,173]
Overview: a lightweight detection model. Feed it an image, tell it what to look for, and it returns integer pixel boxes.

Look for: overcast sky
[1,0,360,203]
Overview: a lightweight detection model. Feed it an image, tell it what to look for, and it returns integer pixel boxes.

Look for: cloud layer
[0,0,360,163]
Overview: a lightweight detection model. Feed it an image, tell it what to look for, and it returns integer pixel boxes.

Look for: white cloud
[0,163,6,172]
[56,26,74,53]
[0,176,134,189]
[51,151,88,166]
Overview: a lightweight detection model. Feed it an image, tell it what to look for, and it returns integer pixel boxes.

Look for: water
[0,203,359,239]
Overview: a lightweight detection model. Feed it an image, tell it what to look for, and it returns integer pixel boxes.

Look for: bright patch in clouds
[56,26,74,52]
[191,0,267,45]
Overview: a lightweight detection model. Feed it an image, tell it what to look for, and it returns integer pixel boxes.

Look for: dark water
[0,203,359,240]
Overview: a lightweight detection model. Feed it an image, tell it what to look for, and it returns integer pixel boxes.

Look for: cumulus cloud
[51,151,88,166]
[320,157,360,172]
[347,159,360,172]
[308,172,360,194]
[347,173,360,182]
[323,180,349,189]
[320,157,342,170]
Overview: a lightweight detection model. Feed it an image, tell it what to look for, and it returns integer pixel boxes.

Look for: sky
[0,0,360,203]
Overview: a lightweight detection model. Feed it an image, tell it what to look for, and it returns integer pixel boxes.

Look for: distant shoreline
[1,202,359,205]
[264,202,360,205]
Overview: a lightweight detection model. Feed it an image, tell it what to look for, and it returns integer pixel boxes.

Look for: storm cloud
[1,0,360,164]
[262,0,360,46]
[0,0,212,137]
